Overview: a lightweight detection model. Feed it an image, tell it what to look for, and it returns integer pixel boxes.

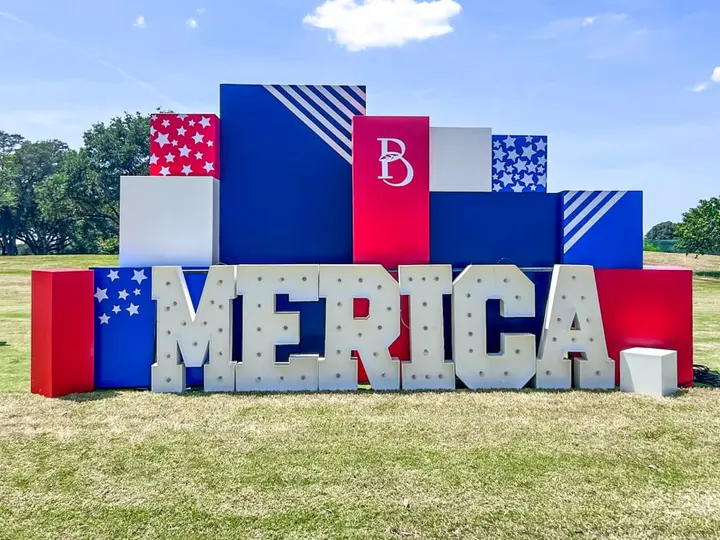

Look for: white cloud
[690,66,720,93]
[133,15,146,28]
[197,7,207,15]
[302,0,462,52]
[691,82,710,93]
[537,12,628,39]
[712,67,720,83]
[186,18,198,29]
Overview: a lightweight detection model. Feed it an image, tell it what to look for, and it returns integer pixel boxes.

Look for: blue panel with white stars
[492,135,548,193]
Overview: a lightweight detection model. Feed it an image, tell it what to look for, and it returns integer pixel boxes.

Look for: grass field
[1,254,719,539]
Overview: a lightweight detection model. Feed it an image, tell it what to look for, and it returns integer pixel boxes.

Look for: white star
[150,154,159,165]
[536,139,547,152]
[537,155,547,166]
[492,183,501,192]
[151,114,157,121]
[107,269,119,282]
[194,151,203,160]
[515,160,528,172]
[179,145,191,157]
[171,139,178,147]
[192,132,204,144]
[154,133,170,147]
[521,145,536,159]
[493,148,507,161]
[499,172,514,186]
[132,269,147,284]
[165,152,176,163]
[178,114,187,121]
[127,304,140,316]
[177,126,187,137]
[199,116,211,128]
[507,149,519,161]
[94,288,108,302]
[527,162,538,173]
[99,314,110,324]
[493,140,501,148]
[503,136,516,148]
[203,161,214,173]
[182,164,193,176]
[150,126,156,136]
[511,182,525,193]
[207,140,214,147]
[118,289,129,300]
[162,119,170,128]
[133,288,141,296]
[160,166,171,176]
[529,184,538,191]
[188,119,196,127]
[112,305,121,314]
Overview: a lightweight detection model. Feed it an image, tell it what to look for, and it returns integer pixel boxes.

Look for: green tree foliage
[676,197,720,256]
[645,221,678,240]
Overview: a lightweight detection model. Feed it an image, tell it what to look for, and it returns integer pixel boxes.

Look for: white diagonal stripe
[563,191,593,221]
[563,191,614,237]
[564,191,627,253]
[563,191,581,205]
[314,86,356,120]
[279,85,352,149]
[349,86,366,102]
[334,86,366,115]
[293,85,352,135]
[263,85,351,164]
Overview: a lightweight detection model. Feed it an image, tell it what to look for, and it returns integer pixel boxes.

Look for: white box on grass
[620,347,678,397]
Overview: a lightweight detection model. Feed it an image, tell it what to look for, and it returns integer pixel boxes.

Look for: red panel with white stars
[150,113,220,179]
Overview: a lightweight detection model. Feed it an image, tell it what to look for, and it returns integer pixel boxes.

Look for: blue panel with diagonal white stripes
[561,190,643,269]
[219,83,365,264]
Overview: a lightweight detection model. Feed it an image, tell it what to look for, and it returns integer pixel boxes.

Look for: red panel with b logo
[352,116,430,384]
[352,116,430,267]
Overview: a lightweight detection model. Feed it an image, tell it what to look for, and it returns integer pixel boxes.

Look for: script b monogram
[377,138,414,187]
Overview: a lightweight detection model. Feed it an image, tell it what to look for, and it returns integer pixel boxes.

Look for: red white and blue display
[29,83,694,397]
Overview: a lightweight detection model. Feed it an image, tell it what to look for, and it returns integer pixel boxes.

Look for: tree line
[1,110,719,256]
[0,111,153,255]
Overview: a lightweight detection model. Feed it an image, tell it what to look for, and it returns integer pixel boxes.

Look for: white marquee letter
[536,265,614,389]
[452,265,536,389]
[398,265,454,390]
[319,265,401,391]
[235,265,320,392]
[152,266,237,393]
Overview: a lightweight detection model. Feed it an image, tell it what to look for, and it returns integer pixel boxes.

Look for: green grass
[0,253,720,539]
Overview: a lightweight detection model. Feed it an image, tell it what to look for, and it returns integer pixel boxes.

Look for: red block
[149,113,220,179]
[352,116,430,267]
[595,266,693,387]
[31,270,95,397]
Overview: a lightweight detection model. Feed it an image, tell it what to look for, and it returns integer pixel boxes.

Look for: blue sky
[0,0,718,231]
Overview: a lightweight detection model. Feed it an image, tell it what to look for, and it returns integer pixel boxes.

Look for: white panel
[452,265,536,389]
[620,347,678,397]
[119,176,219,267]
[429,127,493,192]
[213,178,220,263]
[318,265,401,391]
[235,265,320,392]
[536,265,614,390]
[398,265,455,390]
[152,265,237,393]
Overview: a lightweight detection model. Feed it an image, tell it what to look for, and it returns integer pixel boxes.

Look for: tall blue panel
[561,190,643,269]
[442,269,552,363]
[93,267,213,388]
[219,84,366,264]
[430,192,561,268]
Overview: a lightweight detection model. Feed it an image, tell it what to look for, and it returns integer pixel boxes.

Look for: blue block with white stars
[492,135,548,192]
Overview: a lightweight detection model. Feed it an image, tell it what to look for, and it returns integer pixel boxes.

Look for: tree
[0,130,25,255]
[676,197,720,256]
[645,221,678,240]
[61,111,154,252]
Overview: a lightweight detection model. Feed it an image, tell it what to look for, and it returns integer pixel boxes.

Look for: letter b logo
[377,138,414,187]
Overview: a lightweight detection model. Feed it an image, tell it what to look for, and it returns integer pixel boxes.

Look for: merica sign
[150,263,614,394]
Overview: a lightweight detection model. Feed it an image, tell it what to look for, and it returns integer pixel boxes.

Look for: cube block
[430,127,492,192]
[219,84,365,264]
[119,175,219,267]
[595,267,693,387]
[492,135,547,192]
[620,347,678,397]
[150,113,220,179]
[430,192,561,268]
[31,270,94,397]
[561,190,643,269]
